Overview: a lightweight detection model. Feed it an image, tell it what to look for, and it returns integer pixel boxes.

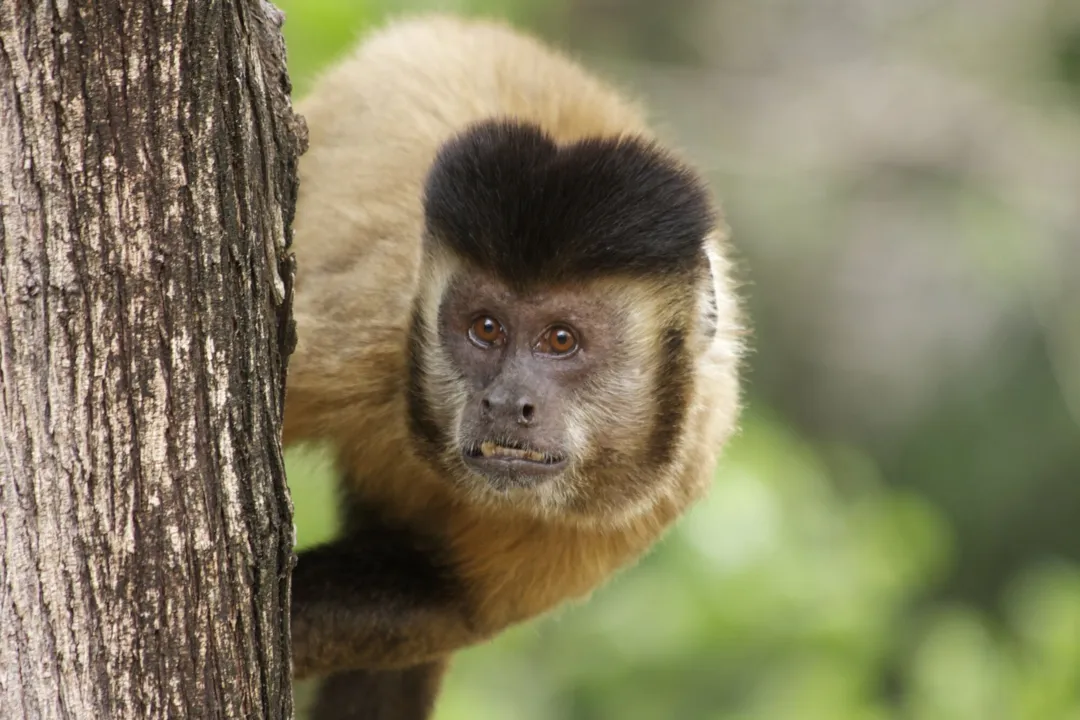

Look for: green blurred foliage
[278,0,1080,717]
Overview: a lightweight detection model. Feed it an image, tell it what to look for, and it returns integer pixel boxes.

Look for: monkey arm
[290,516,488,678]
[308,662,450,720]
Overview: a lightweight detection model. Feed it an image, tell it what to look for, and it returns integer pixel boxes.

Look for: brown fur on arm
[290,495,495,678]
[308,661,450,720]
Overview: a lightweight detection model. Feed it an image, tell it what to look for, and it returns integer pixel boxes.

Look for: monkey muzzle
[462,437,567,487]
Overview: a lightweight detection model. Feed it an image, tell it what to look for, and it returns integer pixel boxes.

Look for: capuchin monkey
[285,13,745,720]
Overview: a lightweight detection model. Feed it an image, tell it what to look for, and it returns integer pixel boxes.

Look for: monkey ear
[696,245,721,352]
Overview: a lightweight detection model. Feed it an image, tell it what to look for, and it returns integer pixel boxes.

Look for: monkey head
[406,119,731,525]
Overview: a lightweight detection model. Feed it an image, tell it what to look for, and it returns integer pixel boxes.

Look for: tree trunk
[0,1,304,717]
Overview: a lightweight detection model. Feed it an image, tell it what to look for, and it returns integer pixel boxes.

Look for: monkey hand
[289,533,487,679]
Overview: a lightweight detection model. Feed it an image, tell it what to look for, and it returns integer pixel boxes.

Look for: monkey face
[405,268,700,522]
[437,275,609,490]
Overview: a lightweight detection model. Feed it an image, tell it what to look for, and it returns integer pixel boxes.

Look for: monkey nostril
[481,398,492,414]
[520,403,535,423]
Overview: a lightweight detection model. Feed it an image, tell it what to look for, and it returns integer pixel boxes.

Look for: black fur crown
[422,119,715,289]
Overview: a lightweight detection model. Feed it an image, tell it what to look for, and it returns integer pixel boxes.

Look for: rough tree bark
[0,0,304,717]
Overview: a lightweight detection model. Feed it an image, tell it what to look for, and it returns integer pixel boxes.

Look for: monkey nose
[481,395,536,426]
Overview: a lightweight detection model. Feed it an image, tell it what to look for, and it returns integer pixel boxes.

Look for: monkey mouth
[462,439,567,478]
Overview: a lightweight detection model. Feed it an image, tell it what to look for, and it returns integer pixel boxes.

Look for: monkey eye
[536,325,579,356]
[468,315,505,348]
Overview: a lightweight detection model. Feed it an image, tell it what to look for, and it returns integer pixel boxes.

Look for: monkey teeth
[479,441,548,463]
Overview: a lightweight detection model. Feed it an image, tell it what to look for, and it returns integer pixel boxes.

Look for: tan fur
[286,14,743,655]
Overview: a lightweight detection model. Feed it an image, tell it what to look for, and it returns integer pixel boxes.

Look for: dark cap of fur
[422,119,715,288]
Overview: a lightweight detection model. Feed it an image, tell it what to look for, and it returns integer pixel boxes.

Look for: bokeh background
[277,1,1080,717]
